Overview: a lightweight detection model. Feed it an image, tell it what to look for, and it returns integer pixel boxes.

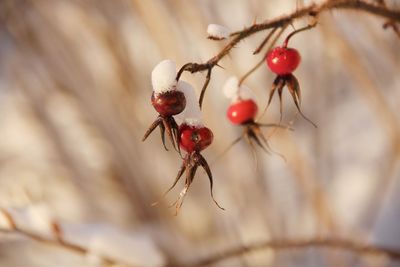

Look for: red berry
[266,47,301,75]
[179,124,213,153]
[151,90,186,117]
[227,99,258,125]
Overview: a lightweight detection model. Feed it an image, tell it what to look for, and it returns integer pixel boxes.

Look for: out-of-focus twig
[383,21,400,38]
[0,208,127,267]
[184,238,400,267]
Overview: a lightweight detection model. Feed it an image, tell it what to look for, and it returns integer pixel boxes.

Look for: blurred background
[0,0,399,266]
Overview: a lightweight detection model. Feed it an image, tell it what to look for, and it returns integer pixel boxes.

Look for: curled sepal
[265,74,317,128]
[285,74,317,128]
[196,153,225,210]
[266,76,285,122]
[152,151,224,215]
[142,115,181,154]
[212,121,290,164]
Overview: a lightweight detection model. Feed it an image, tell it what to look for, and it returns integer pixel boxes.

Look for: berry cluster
[143,26,317,214]
[143,60,223,214]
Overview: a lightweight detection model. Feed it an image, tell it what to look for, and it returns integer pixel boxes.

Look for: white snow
[151,59,177,94]
[207,24,231,40]
[223,76,256,102]
[223,76,240,99]
[175,80,203,127]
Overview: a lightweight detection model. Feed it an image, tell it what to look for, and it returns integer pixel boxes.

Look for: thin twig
[178,0,400,75]
[199,68,212,108]
[252,27,278,55]
[184,239,400,267]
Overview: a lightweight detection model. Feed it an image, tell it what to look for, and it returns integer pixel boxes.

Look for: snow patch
[223,76,240,99]
[151,59,177,94]
[183,118,203,127]
[207,24,231,40]
[175,80,203,126]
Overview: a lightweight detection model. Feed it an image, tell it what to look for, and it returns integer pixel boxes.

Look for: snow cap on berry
[151,59,177,94]
[207,24,231,40]
[175,80,203,127]
[223,76,256,102]
[223,76,240,99]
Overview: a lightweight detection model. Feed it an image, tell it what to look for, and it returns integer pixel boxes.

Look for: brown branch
[184,238,400,267]
[175,0,400,104]
[178,0,400,75]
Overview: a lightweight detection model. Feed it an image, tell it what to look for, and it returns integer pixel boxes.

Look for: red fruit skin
[179,124,213,153]
[151,90,186,117]
[266,47,301,75]
[227,99,258,125]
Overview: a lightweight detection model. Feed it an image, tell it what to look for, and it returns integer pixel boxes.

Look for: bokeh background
[0,0,399,266]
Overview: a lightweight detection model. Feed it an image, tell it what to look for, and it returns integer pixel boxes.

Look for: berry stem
[282,22,317,47]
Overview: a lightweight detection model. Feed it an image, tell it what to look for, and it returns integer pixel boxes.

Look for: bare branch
[179,0,400,75]
[175,0,400,104]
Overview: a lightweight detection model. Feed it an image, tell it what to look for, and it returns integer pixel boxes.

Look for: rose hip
[227,99,258,125]
[266,47,301,75]
[151,91,186,117]
[179,124,213,153]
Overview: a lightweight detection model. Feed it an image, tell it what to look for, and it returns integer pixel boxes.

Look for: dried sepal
[197,153,225,210]
[285,74,317,128]
[215,121,289,163]
[265,74,316,128]
[142,115,181,153]
[153,151,224,215]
